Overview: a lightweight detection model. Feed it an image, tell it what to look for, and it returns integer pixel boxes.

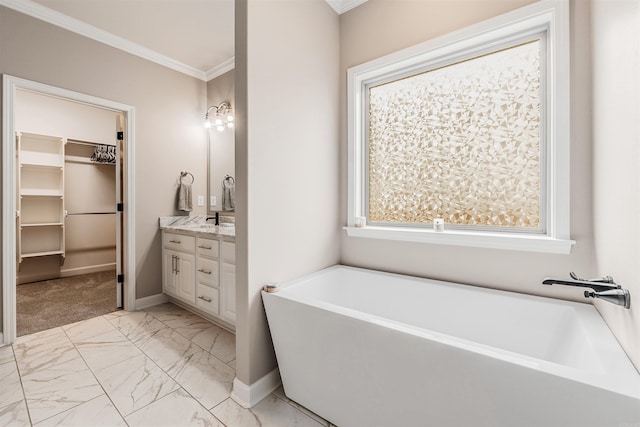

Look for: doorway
[2,75,136,344]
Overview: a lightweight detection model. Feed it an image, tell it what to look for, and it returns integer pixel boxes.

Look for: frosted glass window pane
[368,40,541,229]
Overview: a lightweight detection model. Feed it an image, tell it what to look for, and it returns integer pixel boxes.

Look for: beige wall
[0,6,208,308]
[340,0,537,68]
[15,90,116,144]
[339,0,603,353]
[64,144,117,275]
[591,0,640,369]
[207,70,235,214]
[235,0,341,385]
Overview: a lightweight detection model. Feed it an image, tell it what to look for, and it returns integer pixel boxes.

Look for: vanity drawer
[221,241,235,262]
[197,258,219,288]
[163,232,195,253]
[196,284,219,316]
[196,237,219,258]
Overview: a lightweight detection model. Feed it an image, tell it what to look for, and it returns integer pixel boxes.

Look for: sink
[180,223,234,232]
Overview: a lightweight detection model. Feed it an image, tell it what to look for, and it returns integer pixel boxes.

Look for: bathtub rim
[262,264,640,400]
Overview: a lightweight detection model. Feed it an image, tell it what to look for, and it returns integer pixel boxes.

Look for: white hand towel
[178,182,192,212]
[222,181,235,211]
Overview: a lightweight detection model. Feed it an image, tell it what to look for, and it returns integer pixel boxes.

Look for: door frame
[2,74,136,344]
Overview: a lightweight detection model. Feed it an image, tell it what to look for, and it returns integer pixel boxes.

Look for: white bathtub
[262,265,640,427]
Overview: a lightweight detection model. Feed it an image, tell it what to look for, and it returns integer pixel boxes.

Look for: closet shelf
[20,190,63,197]
[17,131,66,266]
[21,250,65,259]
[20,162,63,170]
[19,156,63,167]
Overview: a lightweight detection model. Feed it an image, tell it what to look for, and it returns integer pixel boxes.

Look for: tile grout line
[109,307,231,426]
[136,307,239,424]
[12,325,100,426]
[141,309,235,427]
[143,307,237,369]
[105,309,225,421]
[271,392,331,427]
[12,331,86,426]
[9,304,327,427]
[57,318,130,426]
[145,305,320,426]
[102,311,181,420]
[10,343,34,427]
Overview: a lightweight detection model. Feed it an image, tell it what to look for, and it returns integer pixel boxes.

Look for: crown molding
[0,0,360,79]
[0,0,208,81]
[205,57,235,81]
[324,0,368,14]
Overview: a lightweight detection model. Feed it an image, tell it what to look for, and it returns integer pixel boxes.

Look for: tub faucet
[542,272,630,309]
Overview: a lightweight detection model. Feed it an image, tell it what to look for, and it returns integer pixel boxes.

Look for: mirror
[207,70,235,215]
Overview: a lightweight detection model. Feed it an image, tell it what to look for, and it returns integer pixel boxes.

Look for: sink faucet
[542,272,630,309]
[206,212,219,226]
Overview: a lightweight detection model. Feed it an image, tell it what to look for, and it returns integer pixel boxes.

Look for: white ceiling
[31,0,235,78]
[2,0,367,81]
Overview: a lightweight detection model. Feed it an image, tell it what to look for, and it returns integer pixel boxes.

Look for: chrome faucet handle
[584,289,630,309]
[569,272,616,285]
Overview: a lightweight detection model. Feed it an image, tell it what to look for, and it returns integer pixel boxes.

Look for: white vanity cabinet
[162,232,196,303]
[219,240,236,324]
[161,228,235,328]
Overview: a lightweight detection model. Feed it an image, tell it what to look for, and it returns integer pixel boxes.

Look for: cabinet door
[220,261,236,324]
[162,250,178,297]
[176,252,196,304]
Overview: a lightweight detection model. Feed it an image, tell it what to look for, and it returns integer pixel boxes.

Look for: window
[346,1,573,253]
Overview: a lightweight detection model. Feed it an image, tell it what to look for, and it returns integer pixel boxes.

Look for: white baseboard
[60,263,116,277]
[231,368,281,408]
[135,293,169,310]
[0,332,4,346]
[17,263,116,285]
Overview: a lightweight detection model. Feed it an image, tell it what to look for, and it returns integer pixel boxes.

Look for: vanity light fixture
[205,101,234,131]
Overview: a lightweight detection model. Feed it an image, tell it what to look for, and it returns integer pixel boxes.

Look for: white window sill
[343,226,575,254]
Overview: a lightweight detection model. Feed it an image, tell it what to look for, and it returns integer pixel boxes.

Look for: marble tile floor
[0,302,333,427]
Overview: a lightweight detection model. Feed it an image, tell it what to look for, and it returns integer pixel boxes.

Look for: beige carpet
[17,270,118,337]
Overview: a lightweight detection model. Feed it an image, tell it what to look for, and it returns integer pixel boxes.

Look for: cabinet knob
[198,269,212,275]
[169,239,181,244]
[198,296,212,303]
[198,245,212,250]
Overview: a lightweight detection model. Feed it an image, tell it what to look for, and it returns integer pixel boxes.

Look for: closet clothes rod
[67,212,117,215]
[67,139,116,147]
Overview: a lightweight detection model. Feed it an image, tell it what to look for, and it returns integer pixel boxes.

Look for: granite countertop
[159,216,235,239]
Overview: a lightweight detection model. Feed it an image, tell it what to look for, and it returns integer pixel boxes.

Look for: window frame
[346,0,573,254]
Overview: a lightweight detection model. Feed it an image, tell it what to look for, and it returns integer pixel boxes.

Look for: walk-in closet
[15,89,123,336]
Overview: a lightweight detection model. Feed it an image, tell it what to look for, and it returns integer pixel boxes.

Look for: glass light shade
[205,102,233,132]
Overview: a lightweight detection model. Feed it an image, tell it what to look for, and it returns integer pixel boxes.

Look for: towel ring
[180,171,194,184]
[224,174,235,185]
